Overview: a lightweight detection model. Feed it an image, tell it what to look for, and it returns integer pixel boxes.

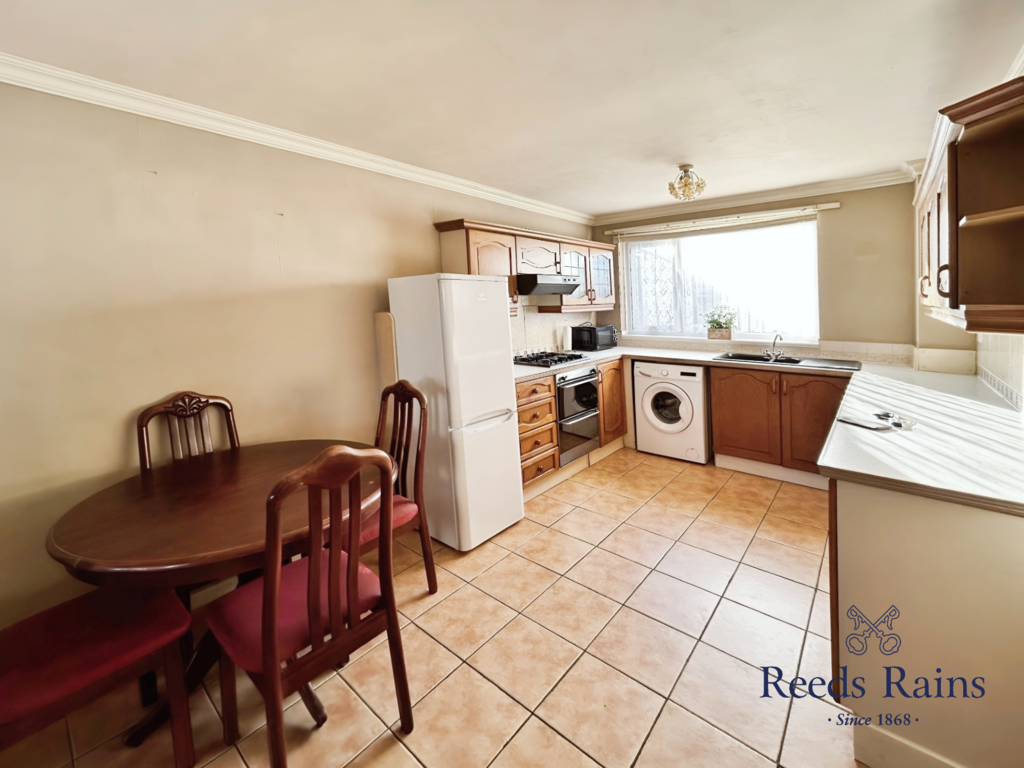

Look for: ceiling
[1,0,1022,218]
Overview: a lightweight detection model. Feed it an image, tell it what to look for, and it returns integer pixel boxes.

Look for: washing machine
[633,361,709,464]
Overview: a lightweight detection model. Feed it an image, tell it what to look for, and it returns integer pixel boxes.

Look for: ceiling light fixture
[668,164,706,201]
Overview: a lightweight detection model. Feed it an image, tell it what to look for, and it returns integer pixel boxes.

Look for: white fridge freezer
[387,273,524,551]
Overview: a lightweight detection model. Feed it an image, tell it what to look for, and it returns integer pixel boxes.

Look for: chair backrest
[137,392,240,471]
[374,380,427,505]
[263,444,395,685]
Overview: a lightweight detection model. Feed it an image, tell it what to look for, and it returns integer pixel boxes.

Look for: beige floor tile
[639,453,691,472]
[491,717,599,768]
[0,719,71,768]
[604,465,678,501]
[725,565,816,628]
[589,607,696,695]
[716,474,781,511]
[341,624,460,725]
[680,519,754,560]
[671,643,790,759]
[396,665,528,768]
[780,695,856,768]
[591,449,646,475]
[523,579,619,647]
[468,616,581,708]
[818,555,831,593]
[646,485,711,515]
[67,673,162,757]
[809,590,831,638]
[361,541,424,578]
[76,688,227,768]
[665,466,731,498]
[471,553,559,611]
[769,483,829,530]
[544,480,599,506]
[578,490,643,521]
[392,564,463,619]
[239,676,385,768]
[433,541,508,581]
[702,600,804,671]
[516,528,593,573]
[636,702,773,768]
[797,631,834,689]
[552,507,621,544]
[537,655,663,768]
[625,571,719,637]
[743,538,822,587]
[627,504,695,539]
[343,614,412,667]
[656,542,738,595]
[565,547,650,603]
[699,498,767,533]
[415,585,516,658]
[396,533,445,556]
[572,465,622,489]
[756,517,827,555]
[206,663,303,739]
[346,732,422,768]
[488,518,545,551]
[204,749,247,768]
[599,524,674,567]
[523,495,573,526]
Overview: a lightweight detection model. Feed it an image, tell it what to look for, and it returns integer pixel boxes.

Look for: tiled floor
[2,448,868,768]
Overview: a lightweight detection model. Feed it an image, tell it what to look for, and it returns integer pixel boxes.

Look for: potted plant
[705,305,738,340]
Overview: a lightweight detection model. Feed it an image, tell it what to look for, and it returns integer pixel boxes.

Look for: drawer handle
[532,412,540,420]
[532,439,541,448]
[535,465,545,475]
[531,387,539,395]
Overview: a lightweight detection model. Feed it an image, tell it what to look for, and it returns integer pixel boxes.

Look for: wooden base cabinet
[516,376,559,486]
[597,359,626,445]
[710,368,847,473]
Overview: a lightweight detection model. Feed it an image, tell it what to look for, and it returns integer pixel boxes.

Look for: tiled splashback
[977,334,1024,410]
[511,307,594,353]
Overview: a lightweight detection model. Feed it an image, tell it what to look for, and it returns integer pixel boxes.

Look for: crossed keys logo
[846,605,901,656]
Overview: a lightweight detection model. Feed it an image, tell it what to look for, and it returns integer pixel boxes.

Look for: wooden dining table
[46,439,388,746]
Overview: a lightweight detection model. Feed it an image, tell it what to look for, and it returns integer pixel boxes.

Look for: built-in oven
[555,366,600,466]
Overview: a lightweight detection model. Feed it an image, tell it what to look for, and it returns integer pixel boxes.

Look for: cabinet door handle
[772,378,778,395]
[919,274,931,298]
[782,379,788,396]
[936,264,951,299]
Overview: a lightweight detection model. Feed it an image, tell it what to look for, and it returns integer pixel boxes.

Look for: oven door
[558,408,600,466]
[557,373,599,419]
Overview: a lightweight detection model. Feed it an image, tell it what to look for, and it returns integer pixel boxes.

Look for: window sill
[622,334,821,348]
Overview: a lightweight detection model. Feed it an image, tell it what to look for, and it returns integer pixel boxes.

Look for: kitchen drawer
[522,446,559,486]
[518,398,556,434]
[519,422,557,459]
[516,376,556,405]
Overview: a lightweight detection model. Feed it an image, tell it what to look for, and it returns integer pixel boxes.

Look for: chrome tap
[766,334,783,361]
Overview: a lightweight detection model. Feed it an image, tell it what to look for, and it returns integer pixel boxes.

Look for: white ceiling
[0,0,1022,217]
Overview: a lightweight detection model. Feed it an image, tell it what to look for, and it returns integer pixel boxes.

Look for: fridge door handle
[450,408,516,433]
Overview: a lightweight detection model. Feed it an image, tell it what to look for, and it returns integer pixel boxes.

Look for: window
[625,218,819,341]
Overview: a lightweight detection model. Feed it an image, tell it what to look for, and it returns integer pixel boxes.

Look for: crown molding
[0,51,595,226]
[591,168,917,226]
[1006,40,1024,81]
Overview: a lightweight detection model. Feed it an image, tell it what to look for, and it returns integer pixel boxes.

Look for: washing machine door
[641,382,694,434]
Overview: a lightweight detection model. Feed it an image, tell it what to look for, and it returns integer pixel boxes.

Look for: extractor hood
[516,274,581,295]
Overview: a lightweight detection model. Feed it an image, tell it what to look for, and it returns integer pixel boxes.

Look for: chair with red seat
[0,588,195,767]
[205,444,412,767]
[361,380,436,593]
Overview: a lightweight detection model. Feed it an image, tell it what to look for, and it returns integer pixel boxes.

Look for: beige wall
[0,83,589,628]
[594,184,920,345]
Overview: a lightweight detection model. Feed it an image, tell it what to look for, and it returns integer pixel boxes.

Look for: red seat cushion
[0,589,191,724]
[206,551,382,673]
[358,495,419,546]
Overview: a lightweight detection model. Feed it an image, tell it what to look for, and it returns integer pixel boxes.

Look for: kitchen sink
[714,352,862,371]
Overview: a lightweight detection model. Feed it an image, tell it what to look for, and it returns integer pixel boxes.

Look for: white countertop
[515,345,1023,515]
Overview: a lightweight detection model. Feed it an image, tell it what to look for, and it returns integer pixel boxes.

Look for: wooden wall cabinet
[710,368,848,472]
[435,219,617,315]
[916,76,1024,332]
[597,359,626,445]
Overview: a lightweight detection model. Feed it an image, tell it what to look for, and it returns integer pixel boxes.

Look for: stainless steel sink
[713,352,861,371]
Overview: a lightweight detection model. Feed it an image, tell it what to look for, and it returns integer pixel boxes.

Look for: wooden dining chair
[137,391,240,472]
[204,445,412,767]
[0,589,194,768]
[361,380,436,593]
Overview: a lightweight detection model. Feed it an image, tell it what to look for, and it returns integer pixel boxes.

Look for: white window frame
[607,203,838,346]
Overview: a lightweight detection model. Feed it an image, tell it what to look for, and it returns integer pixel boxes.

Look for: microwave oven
[572,325,618,351]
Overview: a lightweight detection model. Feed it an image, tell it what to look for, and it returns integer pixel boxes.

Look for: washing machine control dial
[660,369,668,376]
